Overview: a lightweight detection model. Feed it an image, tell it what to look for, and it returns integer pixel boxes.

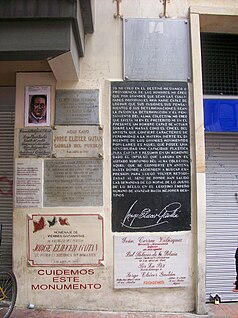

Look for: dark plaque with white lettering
[111,81,191,232]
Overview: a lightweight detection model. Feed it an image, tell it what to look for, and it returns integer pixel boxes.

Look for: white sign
[28,214,104,267]
[14,159,43,208]
[114,233,189,288]
[53,125,103,158]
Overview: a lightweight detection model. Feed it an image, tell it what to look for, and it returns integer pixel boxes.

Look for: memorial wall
[15,78,191,297]
[13,13,194,312]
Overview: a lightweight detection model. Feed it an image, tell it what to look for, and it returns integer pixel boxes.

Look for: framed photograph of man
[25,86,51,127]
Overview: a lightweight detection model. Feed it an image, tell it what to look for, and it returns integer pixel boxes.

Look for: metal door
[0,87,15,269]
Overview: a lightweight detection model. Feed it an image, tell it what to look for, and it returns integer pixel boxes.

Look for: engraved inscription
[114,234,189,288]
[19,128,52,158]
[28,214,104,266]
[53,126,103,158]
[44,159,103,207]
[111,81,191,232]
[55,89,99,125]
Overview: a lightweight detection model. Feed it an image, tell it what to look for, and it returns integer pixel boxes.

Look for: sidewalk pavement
[9,303,238,318]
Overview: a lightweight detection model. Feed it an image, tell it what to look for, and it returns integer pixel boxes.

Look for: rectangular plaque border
[18,128,52,158]
[113,233,190,289]
[55,89,100,125]
[52,125,103,158]
[111,81,191,232]
[27,213,104,267]
[43,158,103,207]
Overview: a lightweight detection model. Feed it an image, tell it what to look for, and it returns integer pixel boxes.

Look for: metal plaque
[123,19,191,81]
[19,128,52,158]
[55,89,99,125]
[114,233,189,288]
[52,125,103,158]
[111,81,191,232]
[44,159,103,207]
[28,214,104,267]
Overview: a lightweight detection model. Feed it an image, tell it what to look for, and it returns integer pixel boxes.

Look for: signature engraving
[121,200,181,229]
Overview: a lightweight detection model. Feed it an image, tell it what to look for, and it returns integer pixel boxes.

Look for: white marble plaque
[114,233,189,288]
[14,159,43,208]
[53,126,103,158]
[28,214,104,266]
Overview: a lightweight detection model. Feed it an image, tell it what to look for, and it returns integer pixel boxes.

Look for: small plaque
[114,233,189,288]
[55,89,99,125]
[28,214,104,266]
[14,159,43,208]
[19,128,52,158]
[44,159,103,207]
[53,126,103,158]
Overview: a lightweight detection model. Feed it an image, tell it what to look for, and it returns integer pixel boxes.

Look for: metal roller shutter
[205,133,238,302]
[0,88,15,270]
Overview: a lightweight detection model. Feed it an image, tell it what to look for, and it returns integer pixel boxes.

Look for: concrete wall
[12,0,238,314]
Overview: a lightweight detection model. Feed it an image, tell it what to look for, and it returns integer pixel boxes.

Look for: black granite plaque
[111,81,191,232]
